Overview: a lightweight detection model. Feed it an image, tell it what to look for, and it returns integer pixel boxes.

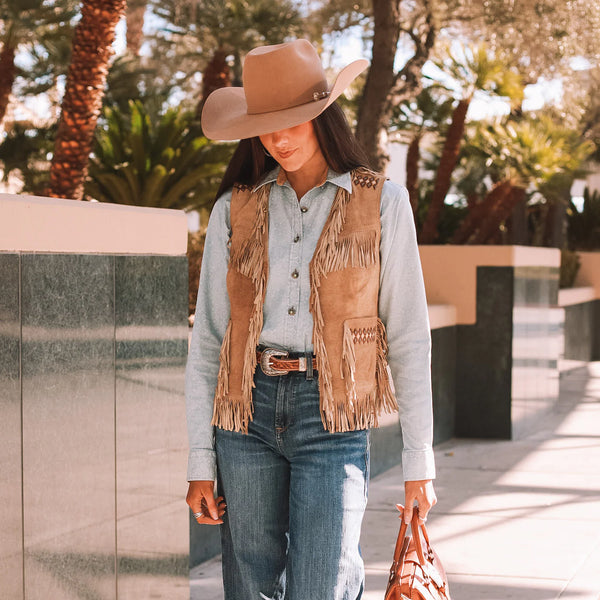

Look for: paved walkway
[191,361,600,599]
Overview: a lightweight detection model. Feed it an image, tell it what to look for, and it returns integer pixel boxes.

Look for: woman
[186,39,436,599]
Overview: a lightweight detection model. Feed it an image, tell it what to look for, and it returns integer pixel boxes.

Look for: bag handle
[393,504,432,567]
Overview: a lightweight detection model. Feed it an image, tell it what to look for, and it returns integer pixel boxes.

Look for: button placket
[284,194,303,347]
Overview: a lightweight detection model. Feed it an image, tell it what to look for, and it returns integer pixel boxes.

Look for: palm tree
[126,0,147,55]
[48,0,126,200]
[85,101,234,211]
[418,44,523,243]
[390,85,454,217]
[151,0,303,116]
[451,116,594,244]
[0,0,78,126]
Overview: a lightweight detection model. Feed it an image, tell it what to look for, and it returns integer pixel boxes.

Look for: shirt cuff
[402,448,436,481]
[187,448,217,481]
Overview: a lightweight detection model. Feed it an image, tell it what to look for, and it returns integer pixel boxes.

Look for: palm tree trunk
[48,0,126,200]
[0,39,17,127]
[542,200,567,248]
[356,0,436,171]
[355,0,401,170]
[196,47,231,119]
[406,132,421,217]
[419,97,470,243]
[126,0,146,55]
[470,186,526,244]
[451,180,513,244]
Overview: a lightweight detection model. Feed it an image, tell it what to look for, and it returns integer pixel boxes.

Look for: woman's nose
[271,130,290,146]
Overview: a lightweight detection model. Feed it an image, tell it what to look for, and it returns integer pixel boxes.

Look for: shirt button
[288,307,296,316]
[300,206,308,213]
[293,235,300,243]
[291,270,299,279]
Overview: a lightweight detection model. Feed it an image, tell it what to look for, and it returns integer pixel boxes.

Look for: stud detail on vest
[352,173,379,189]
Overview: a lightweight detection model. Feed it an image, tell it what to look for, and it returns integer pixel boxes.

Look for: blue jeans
[215,367,370,600]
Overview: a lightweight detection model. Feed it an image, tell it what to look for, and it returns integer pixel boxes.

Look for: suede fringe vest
[212,168,398,433]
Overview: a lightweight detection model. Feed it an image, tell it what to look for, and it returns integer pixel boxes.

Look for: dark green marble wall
[456,265,562,440]
[563,300,600,362]
[1,252,188,600]
[431,325,457,445]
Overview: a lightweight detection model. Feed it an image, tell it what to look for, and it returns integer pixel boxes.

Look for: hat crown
[243,40,329,115]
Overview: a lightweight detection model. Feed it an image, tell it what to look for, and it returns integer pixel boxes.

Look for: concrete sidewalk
[191,362,600,600]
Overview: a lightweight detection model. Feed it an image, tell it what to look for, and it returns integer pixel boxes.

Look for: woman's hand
[403,479,437,524]
[186,480,226,525]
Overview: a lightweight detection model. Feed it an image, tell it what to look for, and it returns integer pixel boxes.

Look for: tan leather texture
[385,506,451,600]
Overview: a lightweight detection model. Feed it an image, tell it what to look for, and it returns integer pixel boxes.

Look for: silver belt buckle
[260,348,290,376]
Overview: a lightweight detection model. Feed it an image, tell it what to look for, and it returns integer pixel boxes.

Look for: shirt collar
[252,166,353,194]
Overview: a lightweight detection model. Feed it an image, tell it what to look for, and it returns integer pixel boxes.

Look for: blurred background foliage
[85,100,235,210]
[1,0,600,309]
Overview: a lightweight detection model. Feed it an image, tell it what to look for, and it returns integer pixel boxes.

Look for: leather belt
[257,348,317,376]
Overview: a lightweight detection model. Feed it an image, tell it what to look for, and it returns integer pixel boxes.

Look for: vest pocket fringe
[338,316,383,431]
[376,317,398,414]
[334,316,398,431]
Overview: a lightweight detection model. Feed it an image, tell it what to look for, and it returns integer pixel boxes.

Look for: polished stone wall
[456,265,562,439]
[114,256,189,599]
[0,254,22,599]
[563,300,600,362]
[431,325,457,445]
[512,266,562,438]
[21,254,116,599]
[2,252,188,600]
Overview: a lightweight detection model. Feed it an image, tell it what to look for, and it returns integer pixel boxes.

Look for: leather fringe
[310,182,389,433]
[309,170,396,432]
[211,184,270,433]
[336,318,397,432]
[214,320,232,402]
[376,317,398,414]
[328,229,379,273]
[310,184,350,430]
[341,322,358,403]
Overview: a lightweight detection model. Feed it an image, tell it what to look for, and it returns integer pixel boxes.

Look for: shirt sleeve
[378,180,436,482]
[185,190,232,481]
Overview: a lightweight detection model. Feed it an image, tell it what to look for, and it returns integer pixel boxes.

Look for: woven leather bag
[384,505,451,600]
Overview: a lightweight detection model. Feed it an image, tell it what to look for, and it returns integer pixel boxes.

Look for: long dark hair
[214,102,371,199]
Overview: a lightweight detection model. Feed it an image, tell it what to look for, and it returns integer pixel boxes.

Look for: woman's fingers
[186,481,226,525]
[202,491,223,521]
[403,479,437,524]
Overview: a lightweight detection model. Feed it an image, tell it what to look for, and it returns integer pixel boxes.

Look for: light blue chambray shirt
[186,167,436,482]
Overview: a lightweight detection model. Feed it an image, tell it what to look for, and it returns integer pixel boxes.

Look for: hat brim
[201,59,369,141]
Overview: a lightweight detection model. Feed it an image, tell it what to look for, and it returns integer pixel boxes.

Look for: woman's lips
[277,148,296,159]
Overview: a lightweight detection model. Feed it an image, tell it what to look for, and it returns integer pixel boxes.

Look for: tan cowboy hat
[201,39,369,141]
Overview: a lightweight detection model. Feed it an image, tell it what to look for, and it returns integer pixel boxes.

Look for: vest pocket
[342,316,378,400]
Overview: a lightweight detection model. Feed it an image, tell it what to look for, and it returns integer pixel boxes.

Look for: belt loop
[306,352,314,380]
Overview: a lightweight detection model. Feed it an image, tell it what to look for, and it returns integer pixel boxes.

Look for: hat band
[246,88,330,116]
